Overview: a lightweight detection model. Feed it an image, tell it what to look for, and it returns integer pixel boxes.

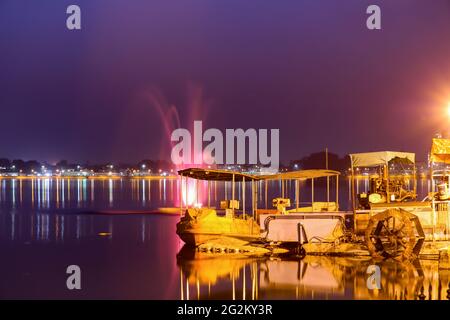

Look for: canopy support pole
[326,148,330,204]
[185,175,188,209]
[351,162,356,230]
[336,175,339,210]
[265,180,268,209]
[430,160,436,241]
[255,181,258,219]
[242,176,246,219]
[385,164,390,203]
[225,181,227,200]
[413,164,417,199]
[180,174,183,216]
[232,174,235,217]
[208,180,211,208]
[252,180,255,219]
[196,179,199,206]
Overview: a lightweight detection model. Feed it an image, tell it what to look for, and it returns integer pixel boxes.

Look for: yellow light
[447,102,450,117]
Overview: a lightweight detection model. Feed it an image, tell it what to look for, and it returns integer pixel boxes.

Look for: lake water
[0,177,448,300]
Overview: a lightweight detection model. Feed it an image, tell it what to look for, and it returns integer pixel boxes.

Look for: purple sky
[1,0,450,164]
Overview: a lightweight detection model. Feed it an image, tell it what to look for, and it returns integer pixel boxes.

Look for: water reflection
[0,177,180,211]
[1,176,448,299]
[0,211,181,299]
[177,247,450,300]
[0,176,349,213]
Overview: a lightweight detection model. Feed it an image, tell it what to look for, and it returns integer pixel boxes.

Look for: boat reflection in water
[177,246,450,300]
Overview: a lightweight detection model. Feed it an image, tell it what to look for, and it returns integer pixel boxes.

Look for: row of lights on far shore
[1,164,174,177]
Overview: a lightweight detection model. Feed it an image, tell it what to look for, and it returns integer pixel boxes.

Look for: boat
[176,169,261,246]
[176,168,346,248]
[349,143,450,260]
[176,138,450,262]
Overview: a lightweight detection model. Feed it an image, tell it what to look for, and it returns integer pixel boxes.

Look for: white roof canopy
[349,151,415,168]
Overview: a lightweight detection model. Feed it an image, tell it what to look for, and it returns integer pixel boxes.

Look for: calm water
[0,177,448,299]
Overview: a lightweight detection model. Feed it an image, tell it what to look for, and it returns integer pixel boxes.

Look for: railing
[431,200,450,240]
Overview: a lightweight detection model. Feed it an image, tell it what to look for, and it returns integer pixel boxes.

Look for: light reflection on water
[0,178,180,209]
[0,177,448,299]
[0,176,431,211]
[177,251,450,300]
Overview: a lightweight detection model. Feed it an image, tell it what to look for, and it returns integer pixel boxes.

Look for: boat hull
[177,230,259,247]
[176,208,260,247]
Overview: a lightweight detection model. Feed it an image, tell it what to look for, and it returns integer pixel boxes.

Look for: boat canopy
[349,151,415,168]
[178,168,339,181]
[259,169,340,181]
[430,138,450,164]
[178,168,259,181]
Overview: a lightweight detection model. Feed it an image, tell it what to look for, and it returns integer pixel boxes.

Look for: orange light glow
[98,232,111,236]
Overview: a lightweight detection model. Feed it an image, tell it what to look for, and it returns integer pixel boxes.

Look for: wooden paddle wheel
[365,208,425,260]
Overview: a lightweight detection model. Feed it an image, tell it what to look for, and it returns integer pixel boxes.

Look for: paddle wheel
[365,208,425,260]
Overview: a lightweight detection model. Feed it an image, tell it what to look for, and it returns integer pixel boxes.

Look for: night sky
[1,0,450,164]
